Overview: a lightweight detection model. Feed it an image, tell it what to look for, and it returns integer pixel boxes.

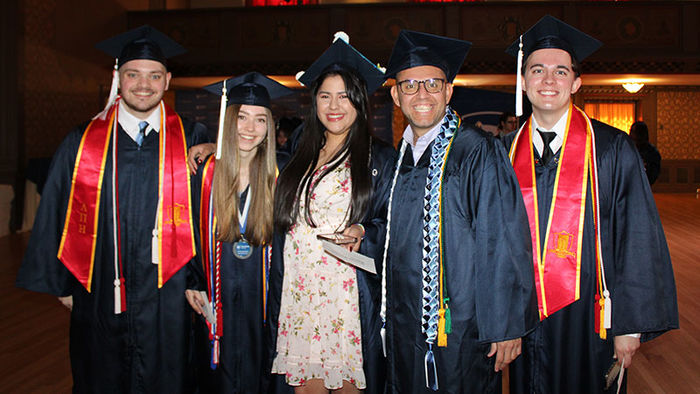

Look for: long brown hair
[213,104,276,246]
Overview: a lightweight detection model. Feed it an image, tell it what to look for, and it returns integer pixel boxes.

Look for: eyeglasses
[396,78,446,95]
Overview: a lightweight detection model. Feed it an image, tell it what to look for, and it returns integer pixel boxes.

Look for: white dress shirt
[118,101,162,143]
[402,122,442,164]
[531,109,569,158]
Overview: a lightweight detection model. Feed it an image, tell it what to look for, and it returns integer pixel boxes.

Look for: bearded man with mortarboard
[502,15,678,394]
[379,30,538,393]
[16,26,210,393]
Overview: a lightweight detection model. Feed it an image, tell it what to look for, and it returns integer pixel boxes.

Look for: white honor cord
[111,110,122,314]
[379,140,408,357]
[152,102,166,265]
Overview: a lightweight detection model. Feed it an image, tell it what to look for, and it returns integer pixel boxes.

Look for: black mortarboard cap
[297,33,386,94]
[384,30,472,83]
[203,72,294,109]
[505,15,602,62]
[96,25,186,68]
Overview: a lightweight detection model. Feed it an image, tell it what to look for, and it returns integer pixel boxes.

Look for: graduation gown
[384,124,537,393]
[189,154,288,394]
[504,119,678,394]
[16,118,209,394]
[266,140,397,394]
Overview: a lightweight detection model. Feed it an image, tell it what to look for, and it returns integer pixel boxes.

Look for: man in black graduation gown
[16,26,209,393]
[503,16,678,394]
[380,30,538,393]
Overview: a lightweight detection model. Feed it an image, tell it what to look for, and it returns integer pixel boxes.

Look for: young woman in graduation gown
[267,35,396,394]
[186,72,293,393]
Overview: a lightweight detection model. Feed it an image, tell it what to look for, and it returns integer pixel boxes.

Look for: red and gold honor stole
[199,157,274,368]
[509,104,608,337]
[58,100,196,314]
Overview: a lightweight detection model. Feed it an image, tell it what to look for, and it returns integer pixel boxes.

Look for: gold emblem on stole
[548,231,576,259]
[164,203,186,227]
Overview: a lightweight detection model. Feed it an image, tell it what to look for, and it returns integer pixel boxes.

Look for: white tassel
[215,83,227,160]
[333,31,349,44]
[515,36,524,117]
[95,58,120,120]
[114,279,122,314]
[603,289,612,329]
[151,228,160,265]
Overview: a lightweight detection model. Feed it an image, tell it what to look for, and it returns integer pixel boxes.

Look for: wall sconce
[622,82,644,93]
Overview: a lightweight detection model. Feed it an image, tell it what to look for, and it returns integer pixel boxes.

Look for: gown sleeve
[15,126,87,296]
[605,132,678,341]
[465,134,538,343]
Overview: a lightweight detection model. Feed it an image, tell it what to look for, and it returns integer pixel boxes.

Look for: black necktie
[537,129,556,165]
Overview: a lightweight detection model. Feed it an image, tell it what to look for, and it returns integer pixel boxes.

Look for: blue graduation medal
[232,187,253,259]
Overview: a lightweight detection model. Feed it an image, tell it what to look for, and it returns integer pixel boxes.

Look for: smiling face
[315,74,358,139]
[390,65,453,139]
[522,48,582,124]
[118,59,171,119]
[236,104,270,153]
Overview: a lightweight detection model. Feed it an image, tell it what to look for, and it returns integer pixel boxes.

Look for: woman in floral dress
[268,35,395,394]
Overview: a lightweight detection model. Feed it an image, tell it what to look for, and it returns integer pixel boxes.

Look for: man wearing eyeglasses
[379,30,537,393]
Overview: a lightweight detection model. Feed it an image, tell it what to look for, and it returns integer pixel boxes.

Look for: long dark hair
[274,66,372,232]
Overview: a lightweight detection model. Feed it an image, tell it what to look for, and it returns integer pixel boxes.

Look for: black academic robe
[504,119,678,394]
[189,154,289,394]
[16,117,209,394]
[384,124,537,393]
[266,140,397,394]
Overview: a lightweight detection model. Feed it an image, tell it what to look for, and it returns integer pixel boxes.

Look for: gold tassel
[437,308,447,347]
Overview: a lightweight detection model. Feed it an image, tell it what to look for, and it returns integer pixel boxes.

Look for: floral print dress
[272,157,366,390]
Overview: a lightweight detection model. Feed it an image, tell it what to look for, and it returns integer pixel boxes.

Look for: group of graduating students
[17,14,678,394]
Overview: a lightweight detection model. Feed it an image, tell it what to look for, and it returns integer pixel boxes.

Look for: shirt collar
[402,121,442,164]
[118,100,162,142]
[531,109,569,156]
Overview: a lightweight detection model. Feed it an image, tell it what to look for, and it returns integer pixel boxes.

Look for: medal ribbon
[509,104,608,336]
[238,186,252,238]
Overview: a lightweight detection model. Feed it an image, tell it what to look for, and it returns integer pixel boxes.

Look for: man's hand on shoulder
[187,143,216,174]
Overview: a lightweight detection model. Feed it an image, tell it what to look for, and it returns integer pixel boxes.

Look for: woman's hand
[341,224,364,252]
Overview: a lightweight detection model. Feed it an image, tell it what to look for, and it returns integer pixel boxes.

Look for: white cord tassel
[603,289,612,329]
[111,112,123,314]
[215,83,228,160]
[515,36,524,117]
[95,58,120,120]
